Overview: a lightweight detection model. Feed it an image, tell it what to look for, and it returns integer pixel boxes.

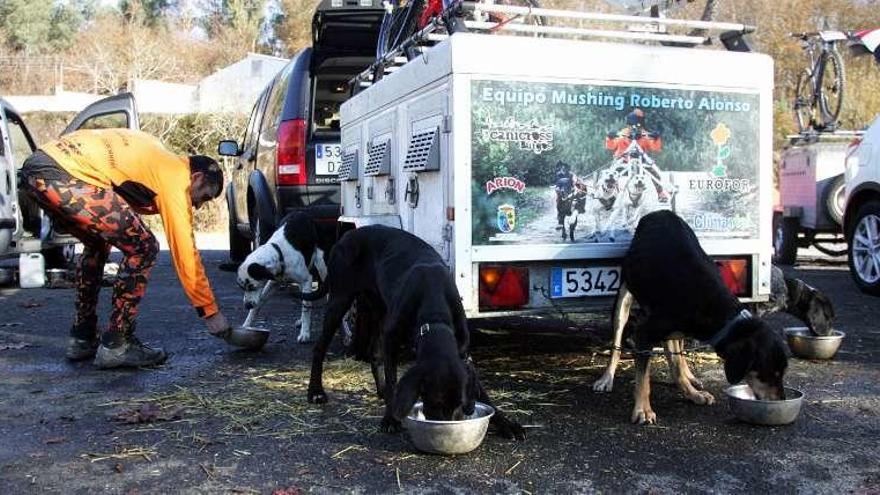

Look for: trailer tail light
[479,265,529,310]
[277,119,307,186]
[714,258,750,297]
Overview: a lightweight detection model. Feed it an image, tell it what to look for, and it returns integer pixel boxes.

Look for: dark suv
[219,0,384,261]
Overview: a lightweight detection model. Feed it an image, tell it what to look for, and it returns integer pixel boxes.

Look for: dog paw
[592,373,615,392]
[307,388,328,404]
[686,390,715,406]
[495,417,527,441]
[380,416,402,434]
[296,333,313,344]
[631,407,657,425]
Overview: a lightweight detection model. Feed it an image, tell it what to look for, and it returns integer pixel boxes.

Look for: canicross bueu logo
[481,116,554,155]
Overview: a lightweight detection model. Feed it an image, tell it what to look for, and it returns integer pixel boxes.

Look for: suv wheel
[227,188,250,263]
[773,213,798,265]
[43,244,75,269]
[847,200,880,295]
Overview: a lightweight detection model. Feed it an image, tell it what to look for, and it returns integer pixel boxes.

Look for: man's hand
[206,311,231,338]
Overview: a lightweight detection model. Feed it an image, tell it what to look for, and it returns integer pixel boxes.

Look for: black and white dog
[236,212,328,343]
[300,225,524,439]
[603,210,790,424]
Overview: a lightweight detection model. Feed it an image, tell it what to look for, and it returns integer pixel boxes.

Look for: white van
[0,93,139,274]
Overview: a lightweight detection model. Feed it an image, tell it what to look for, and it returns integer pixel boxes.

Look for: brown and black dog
[301,225,525,439]
[592,264,835,397]
[603,210,790,424]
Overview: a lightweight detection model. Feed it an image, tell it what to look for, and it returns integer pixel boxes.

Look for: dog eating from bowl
[236,212,328,343]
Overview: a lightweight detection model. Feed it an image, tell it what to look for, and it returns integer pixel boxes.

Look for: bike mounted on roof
[791,28,880,134]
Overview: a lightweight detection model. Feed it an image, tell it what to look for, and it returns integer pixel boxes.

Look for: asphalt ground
[0,245,878,494]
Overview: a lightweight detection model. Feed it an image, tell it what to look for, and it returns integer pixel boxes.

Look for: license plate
[315,143,341,176]
[550,266,621,298]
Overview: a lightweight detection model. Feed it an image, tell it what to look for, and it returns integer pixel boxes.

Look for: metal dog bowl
[404,401,494,455]
[725,384,804,426]
[224,326,270,350]
[785,327,845,360]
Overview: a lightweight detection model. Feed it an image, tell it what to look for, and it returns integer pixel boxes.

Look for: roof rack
[350,1,756,92]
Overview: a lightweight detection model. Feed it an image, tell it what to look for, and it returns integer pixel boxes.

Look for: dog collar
[418,323,454,338]
[708,309,752,348]
[269,242,285,265]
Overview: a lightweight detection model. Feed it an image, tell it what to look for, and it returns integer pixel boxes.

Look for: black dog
[593,263,835,394]
[301,225,524,438]
[620,210,788,424]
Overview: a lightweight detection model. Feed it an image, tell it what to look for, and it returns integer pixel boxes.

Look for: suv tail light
[277,119,307,186]
[479,265,529,310]
[714,258,750,297]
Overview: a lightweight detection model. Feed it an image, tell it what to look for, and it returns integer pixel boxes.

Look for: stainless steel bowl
[725,384,804,426]
[404,401,494,455]
[785,327,845,360]
[224,326,270,350]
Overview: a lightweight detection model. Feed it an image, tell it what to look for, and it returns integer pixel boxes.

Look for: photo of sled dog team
[554,108,677,242]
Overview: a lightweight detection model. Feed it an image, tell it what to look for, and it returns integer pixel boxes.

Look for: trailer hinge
[442,115,452,134]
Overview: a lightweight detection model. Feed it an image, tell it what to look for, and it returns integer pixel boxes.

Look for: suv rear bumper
[278,184,340,221]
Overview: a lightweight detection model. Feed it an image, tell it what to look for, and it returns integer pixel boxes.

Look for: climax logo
[485,177,526,195]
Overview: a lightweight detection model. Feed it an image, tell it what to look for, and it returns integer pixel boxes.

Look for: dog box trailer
[338,6,774,317]
[773,131,858,264]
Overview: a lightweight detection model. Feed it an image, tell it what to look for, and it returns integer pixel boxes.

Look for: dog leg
[307,295,353,404]
[295,284,315,343]
[593,283,633,392]
[380,336,401,433]
[663,340,713,406]
[370,331,385,399]
[631,352,656,425]
[673,339,703,390]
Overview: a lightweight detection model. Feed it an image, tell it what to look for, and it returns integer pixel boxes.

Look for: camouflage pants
[21,167,159,344]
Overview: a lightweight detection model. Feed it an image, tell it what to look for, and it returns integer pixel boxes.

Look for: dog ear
[807,292,835,335]
[392,365,424,421]
[463,359,478,416]
[723,338,756,384]
[247,263,275,281]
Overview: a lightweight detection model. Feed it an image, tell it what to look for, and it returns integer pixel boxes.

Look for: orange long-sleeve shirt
[41,129,218,318]
[605,128,663,158]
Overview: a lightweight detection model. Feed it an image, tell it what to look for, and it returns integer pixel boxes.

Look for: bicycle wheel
[376,0,425,62]
[818,49,845,129]
[793,68,815,134]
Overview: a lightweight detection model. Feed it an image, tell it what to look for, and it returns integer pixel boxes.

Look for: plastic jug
[19,253,45,288]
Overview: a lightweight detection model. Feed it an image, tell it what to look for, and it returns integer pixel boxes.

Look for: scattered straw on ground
[81,445,158,463]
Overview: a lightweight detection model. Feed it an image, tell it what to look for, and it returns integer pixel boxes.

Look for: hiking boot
[94,337,167,369]
[66,337,99,361]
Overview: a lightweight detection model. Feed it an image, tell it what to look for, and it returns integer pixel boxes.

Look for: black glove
[607,130,619,139]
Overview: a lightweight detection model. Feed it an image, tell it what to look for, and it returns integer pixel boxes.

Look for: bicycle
[372,0,545,82]
[790,30,848,133]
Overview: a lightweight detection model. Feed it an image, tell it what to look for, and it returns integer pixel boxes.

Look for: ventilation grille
[364,139,391,176]
[338,149,359,182]
[402,127,440,172]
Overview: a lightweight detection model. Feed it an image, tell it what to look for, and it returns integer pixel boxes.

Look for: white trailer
[773,131,857,264]
[339,6,774,318]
